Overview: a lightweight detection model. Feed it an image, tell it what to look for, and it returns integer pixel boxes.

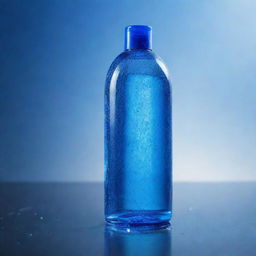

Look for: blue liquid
[105,49,172,226]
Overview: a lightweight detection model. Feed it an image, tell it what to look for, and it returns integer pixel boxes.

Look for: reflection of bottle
[105,25,172,226]
[104,225,171,256]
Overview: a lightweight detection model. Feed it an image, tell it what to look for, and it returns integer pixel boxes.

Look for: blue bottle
[105,25,172,227]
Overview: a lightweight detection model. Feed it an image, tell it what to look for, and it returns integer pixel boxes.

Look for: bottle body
[104,49,172,226]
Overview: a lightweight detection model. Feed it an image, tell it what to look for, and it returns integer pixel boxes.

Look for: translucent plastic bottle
[105,25,172,227]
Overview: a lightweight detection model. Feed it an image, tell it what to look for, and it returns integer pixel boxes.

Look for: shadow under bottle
[104,224,172,256]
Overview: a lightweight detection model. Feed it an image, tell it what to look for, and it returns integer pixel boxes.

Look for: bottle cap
[125,25,152,50]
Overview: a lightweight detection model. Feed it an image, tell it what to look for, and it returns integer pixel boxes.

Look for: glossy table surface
[0,182,255,256]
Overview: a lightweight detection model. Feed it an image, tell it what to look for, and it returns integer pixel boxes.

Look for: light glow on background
[0,0,255,182]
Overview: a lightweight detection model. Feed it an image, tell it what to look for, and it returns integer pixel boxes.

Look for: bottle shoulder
[106,50,170,83]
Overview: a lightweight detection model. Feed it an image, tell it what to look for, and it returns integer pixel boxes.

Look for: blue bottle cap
[125,25,152,50]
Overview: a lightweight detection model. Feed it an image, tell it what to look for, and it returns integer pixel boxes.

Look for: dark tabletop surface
[0,182,255,256]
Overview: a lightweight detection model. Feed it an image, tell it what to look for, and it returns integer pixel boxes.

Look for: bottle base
[105,210,171,230]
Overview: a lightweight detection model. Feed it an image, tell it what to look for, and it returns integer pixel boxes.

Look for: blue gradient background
[0,0,255,182]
